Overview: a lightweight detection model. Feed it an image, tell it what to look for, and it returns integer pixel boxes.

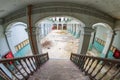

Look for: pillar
[88,28,96,50]
[36,27,43,54]
[73,24,76,36]
[57,24,58,30]
[71,24,73,33]
[77,27,95,55]
[27,5,39,55]
[102,31,116,58]
[43,24,46,37]
[75,24,81,38]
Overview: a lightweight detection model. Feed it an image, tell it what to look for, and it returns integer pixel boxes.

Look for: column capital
[83,27,95,35]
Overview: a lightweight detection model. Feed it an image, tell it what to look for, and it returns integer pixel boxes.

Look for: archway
[35,16,85,59]
[5,22,33,58]
[88,23,113,57]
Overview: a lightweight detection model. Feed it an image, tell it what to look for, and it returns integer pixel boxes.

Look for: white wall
[0,25,9,57]
[95,26,109,41]
[6,24,28,54]
[113,31,120,50]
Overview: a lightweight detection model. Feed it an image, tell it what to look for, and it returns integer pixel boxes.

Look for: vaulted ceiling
[0,0,120,19]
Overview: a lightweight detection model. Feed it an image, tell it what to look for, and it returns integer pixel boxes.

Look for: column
[71,24,73,33]
[43,24,46,37]
[73,24,76,36]
[27,5,39,55]
[57,24,58,30]
[88,28,96,50]
[36,27,42,54]
[75,24,80,38]
[27,27,39,55]
[72,24,74,35]
[77,27,95,55]
[102,31,116,58]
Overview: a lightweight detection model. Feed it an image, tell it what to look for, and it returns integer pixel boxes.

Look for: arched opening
[88,23,113,57]
[5,22,33,58]
[35,16,85,59]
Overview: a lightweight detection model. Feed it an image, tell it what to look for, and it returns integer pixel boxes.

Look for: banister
[0,52,49,80]
[70,53,120,80]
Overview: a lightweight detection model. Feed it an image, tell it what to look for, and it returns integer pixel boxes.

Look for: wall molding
[3,2,115,24]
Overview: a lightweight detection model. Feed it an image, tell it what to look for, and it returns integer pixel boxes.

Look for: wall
[113,31,120,50]
[95,26,109,41]
[0,25,12,78]
[6,24,28,54]
[0,25,9,57]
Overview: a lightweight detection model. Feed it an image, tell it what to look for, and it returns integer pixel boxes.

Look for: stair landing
[29,59,89,80]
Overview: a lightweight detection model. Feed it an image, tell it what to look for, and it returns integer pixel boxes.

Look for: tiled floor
[41,30,80,59]
[29,59,90,80]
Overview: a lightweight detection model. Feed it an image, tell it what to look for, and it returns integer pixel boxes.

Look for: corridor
[41,30,79,59]
[29,59,89,80]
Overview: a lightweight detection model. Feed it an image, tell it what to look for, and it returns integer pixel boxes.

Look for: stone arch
[89,23,114,57]
[6,22,27,32]
[5,22,32,57]
[92,23,113,31]
[3,2,114,28]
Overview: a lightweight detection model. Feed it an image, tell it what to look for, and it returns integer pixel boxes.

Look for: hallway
[41,30,79,59]
[29,59,89,80]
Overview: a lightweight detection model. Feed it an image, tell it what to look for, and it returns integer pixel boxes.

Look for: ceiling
[0,0,120,19]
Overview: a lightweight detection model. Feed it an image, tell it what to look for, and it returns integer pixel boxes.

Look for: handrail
[70,53,120,80]
[0,53,49,80]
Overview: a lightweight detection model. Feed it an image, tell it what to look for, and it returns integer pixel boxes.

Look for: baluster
[81,57,86,71]
[83,57,90,71]
[93,62,106,79]
[32,57,37,70]
[28,58,35,71]
[109,67,120,80]
[23,58,33,75]
[83,57,89,71]
[0,68,11,80]
[85,59,95,75]
[89,60,100,75]
[30,57,37,70]
[37,56,41,67]
[76,56,80,66]
[12,61,26,79]
[47,53,49,60]
[99,63,114,80]
[26,58,34,72]
[79,56,83,69]
[4,63,19,80]
[18,59,29,76]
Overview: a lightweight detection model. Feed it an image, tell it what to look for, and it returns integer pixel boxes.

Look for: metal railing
[0,53,49,80]
[70,53,120,80]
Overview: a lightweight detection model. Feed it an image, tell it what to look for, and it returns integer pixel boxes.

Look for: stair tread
[28,59,90,80]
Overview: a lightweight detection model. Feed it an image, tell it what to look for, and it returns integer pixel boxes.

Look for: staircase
[0,53,49,80]
[70,53,120,80]
[0,53,120,80]
[28,59,90,80]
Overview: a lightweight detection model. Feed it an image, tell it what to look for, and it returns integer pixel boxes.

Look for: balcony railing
[70,53,120,80]
[0,53,49,80]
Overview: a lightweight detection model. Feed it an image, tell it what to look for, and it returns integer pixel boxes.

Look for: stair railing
[0,53,49,80]
[70,53,120,80]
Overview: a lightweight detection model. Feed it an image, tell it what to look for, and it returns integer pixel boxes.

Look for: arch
[5,22,27,32]
[5,22,32,57]
[92,23,113,31]
[3,2,114,28]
